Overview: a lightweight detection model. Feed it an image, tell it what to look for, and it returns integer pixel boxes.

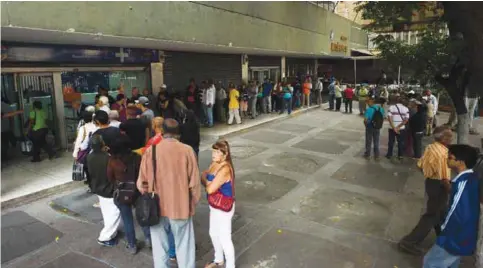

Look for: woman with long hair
[202,139,236,268]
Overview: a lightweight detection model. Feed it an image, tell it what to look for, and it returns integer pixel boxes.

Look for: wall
[1,1,368,56]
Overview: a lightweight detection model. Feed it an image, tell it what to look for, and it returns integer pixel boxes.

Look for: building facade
[1,1,370,149]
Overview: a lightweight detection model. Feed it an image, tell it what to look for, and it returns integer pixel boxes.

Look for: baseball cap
[135,96,149,106]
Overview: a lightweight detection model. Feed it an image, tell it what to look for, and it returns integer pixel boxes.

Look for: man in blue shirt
[423,144,481,268]
[363,97,385,159]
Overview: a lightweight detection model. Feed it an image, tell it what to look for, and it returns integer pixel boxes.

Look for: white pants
[209,204,235,268]
[466,97,479,129]
[228,108,241,125]
[97,195,121,242]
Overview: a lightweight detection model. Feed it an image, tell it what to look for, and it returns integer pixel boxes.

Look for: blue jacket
[436,170,480,256]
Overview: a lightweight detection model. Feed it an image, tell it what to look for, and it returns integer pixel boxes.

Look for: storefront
[1,43,159,152]
[248,56,281,83]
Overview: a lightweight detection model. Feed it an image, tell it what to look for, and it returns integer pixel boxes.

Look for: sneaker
[125,244,138,255]
[93,202,100,208]
[97,238,117,247]
[145,238,152,248]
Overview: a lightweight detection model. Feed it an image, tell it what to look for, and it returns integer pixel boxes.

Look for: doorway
[249,67,281,83]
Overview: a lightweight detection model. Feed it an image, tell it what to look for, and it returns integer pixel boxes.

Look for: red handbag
[207,168,235,212]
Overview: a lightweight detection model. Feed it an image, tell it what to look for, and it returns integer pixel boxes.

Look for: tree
[356,1,483,144]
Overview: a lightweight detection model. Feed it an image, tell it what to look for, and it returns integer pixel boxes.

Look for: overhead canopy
[350,48,374,57]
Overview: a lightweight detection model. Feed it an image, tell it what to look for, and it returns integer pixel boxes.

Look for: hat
[135,96,149,106]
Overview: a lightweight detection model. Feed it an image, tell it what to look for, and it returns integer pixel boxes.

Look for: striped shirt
[417,142,451,180]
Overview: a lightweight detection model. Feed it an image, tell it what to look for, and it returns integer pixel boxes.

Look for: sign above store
[1,43,159,64]
[330,42,348,53]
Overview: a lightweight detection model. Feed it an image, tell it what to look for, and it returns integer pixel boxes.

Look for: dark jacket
[87,151,115,198]
[409,108,425,133]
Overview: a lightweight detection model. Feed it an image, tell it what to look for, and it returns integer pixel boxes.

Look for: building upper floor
[1,1,370,58]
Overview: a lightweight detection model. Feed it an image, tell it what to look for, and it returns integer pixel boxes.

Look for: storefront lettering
[330,42,347,53]
[340,36,348,42]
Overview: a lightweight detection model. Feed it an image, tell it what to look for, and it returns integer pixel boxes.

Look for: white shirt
[204,85,216,106]
[109,120,121,128]
[316,81,323,91]
[387,103,410,130]
[73,122,98,157]
[429,94,438,116]
[99,105,111,114]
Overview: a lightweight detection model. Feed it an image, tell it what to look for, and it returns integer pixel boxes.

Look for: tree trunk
[456,114,470,144]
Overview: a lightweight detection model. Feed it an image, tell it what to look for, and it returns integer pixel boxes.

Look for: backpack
[370,106,384,129]
[113,157,138,205]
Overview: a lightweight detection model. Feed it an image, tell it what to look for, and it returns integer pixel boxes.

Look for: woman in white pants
[202,140,236,268]
[227,85,241,125]
[86,134,121,247]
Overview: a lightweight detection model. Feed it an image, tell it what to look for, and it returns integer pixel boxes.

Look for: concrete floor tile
[271,123,315,133]
[38,252,112,268]
[242,130,296,144]
[263,152,330,175]
[236,172,299,204]
[292,137,350,154]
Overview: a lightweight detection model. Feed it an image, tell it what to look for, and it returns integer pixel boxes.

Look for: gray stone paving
[2,108,480,268]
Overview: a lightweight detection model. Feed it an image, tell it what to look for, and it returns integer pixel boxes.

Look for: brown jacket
[138,138,200,220]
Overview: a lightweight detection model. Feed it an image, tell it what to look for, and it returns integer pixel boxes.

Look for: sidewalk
[0,104,323,206]
[3,106,478,268]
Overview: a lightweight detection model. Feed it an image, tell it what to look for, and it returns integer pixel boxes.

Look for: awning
[350,48,374,56]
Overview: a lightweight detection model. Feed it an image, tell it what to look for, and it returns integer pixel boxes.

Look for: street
[1,108,479,268]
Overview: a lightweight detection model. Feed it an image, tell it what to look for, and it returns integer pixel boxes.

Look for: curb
[1,181,84,210]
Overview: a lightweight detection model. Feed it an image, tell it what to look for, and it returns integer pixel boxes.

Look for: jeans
[358,97,367,114]
[329,94,335,110]
[199,105,206,125]
[204,105,214,127]
[401,179,448,245]
[386,128,406,158]
[263,96,271,113]
[31,128,54,160]
[248,96,257,118]
[423,244,461,268]
[335,97,342,111]
[282,98,292,114]
[344,98,353,113]
[364,126,380,157]
[412,131,423,158]
[151,217,195,268]
[115,201,151,247]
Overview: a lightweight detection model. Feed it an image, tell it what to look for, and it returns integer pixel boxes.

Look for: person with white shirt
[73,110,98,192]
[386,95,410,159]
[315,78,323,106]
[98,96,111,114]
[204,79,216,127]
[424,90,438,127]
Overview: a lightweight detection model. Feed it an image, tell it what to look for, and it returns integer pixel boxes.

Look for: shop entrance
[249,67,281,83]
[1,73,59,162]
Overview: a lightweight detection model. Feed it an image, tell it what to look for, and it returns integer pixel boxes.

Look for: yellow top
[228,89,240,109]
[417,142,451,180]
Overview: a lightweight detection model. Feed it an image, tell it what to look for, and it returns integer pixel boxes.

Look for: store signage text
[340,35,348,42]
[330,42,348,53]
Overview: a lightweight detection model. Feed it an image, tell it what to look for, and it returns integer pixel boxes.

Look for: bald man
[135,117,164,155]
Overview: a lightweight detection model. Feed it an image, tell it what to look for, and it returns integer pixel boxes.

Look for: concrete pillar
[281,56,286,80]
[151,61,164,96]
[52,72,67,149]
[314,59,318,78]
[241,54,249,84]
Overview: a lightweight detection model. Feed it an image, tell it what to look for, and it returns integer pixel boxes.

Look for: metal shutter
[248,56,281,68]
[164,51,241,92]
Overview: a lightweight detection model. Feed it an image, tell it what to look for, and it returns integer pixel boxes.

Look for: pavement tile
[292,137,350,154]
[235,172,299,204]
[262,152,330,175]
[316,128,364,142]
[38,252,112,268]
[241,130,296,144]
[271,123,315,133]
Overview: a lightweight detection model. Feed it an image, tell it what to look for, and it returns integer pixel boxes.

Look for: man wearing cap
[136,96,155,124]
[143,88,157,112]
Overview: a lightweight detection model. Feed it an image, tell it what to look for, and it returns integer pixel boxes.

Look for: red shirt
[344,88,354,99]
[142,133,163,154]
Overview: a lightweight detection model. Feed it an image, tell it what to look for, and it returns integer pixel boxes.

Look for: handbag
[72,161,85,181]
[135,144,161,227]
[207,165,235,212]
[114,158,138,205]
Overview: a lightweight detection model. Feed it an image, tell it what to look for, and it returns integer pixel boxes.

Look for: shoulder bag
[207,165,235,212]
[113,157,138,205]
[135,144,161,227]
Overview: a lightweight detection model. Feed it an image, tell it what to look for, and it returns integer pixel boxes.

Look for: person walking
[398,126,453,255]
[363,97,384,159]
[28,101,56,162]
[137,119,201,268]
[343,85,354,113]
[107,135,151,254]
[334,81,343,111]
[423,144,481,267]
[202,140,236,268]
[87,134,120,247]
[386,96,410,160]
[227,85,241,125]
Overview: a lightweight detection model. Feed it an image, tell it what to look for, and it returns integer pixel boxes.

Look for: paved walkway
[2,107,481,268]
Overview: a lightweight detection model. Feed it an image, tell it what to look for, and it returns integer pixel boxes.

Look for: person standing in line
[202,140,236,268]
[120,107,150,151]
[87,134,120,247]
[315,78,323,106]
[227,84,241,125]
[328,79,336,110]
[137,119,201,268]
[398,126,453,255]
[424,96,434,136]
[28,101,56,162]
[262,79,273,114]
[240,84,249,118]
[363,96,384,159]
[108,110,121,128]
[425,89,439,127]
[386,95,410,160]
[357,84,369,115]
[281,82,293,115]
[247,81,258,119]
[135,96,155,124]
[143,88,157,113]
[185,78,199,113]
[408,99,425,159]
[423,144,481,267]
[111,94,127,123]
[204,80,216,128]
[216,82,228,123]
[128,87,141,105]
[343,84,354,113]
[302,77,312,108]
[107,135,151,254]
[334,81,343,112]
[293,80,302,109]
[271,81,281,113]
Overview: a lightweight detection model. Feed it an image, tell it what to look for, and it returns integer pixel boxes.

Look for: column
[151,50,164,95]
[241,54,249,84]
[314,59,318,78]
[281,56,286,80]
[52,72,67,149]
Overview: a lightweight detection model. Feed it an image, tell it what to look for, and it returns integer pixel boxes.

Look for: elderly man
[398,125,453,255]
[137,118,200,268]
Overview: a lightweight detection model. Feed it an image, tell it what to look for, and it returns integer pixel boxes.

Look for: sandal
[205,261,224,268]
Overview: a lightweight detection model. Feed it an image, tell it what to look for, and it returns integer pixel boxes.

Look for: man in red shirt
[344,85,355,113]
[134,117,164,155]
